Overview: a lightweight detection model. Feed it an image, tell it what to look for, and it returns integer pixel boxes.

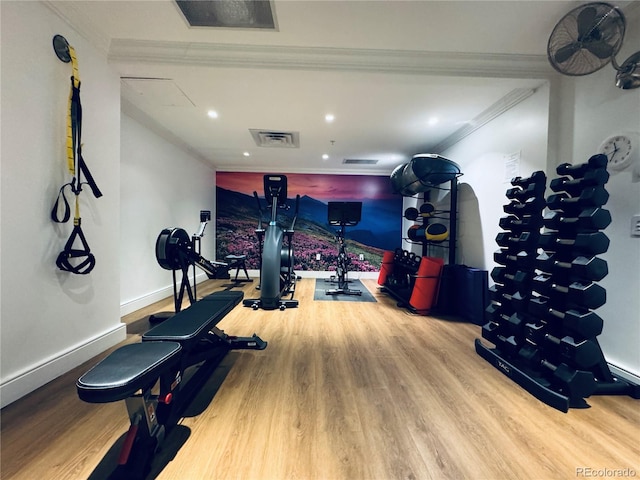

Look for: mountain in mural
[215,187,401,271]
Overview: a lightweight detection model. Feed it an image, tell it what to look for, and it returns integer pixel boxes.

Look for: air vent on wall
[343,159,379,165]
[250,129,300,148]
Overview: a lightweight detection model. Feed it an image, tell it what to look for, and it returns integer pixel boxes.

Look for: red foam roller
[409,256,444,313]
[377,250,395,285]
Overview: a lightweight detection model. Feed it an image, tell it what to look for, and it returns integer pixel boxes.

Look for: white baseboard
[120,284,176,317]
[0,323,127,408]
[120,273,210,316]
[608,364,640,386]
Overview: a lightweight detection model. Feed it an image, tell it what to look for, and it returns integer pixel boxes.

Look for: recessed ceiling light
[322,154,329,160]
[243,151,250,157]
[207,110,219,119]
[325,114,335,123]
[427,117,439,126]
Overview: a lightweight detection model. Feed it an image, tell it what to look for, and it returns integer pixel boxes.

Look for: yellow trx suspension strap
[51,37,102,274]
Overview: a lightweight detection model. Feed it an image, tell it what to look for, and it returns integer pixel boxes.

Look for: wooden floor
[1,278,639,480]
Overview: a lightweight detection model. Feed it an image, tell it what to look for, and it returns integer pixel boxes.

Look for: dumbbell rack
[476,156,640,412]
[483,170,547,355]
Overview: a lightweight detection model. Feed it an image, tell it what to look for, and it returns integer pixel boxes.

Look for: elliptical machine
[325,201,363,296]
[243,174,300,310]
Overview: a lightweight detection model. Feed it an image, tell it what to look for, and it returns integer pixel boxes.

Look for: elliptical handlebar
[288,194,300,232]
[253,191,265,233]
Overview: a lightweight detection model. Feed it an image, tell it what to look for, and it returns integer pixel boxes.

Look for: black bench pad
[201,290,244,303]
[76,341,182,403]
[142,291,243,349]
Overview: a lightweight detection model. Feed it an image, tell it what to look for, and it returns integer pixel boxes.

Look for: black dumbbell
[535,252,608,282]
[489,285,529,312]
[532,274,606,310]
[491,266,532,290]
[485,302,501,322]
[541,359,597,400]
[556,154,608,179]
[485,302,519,326]
[518,340,544,364]
[550,169,609,196]
[543,207,612,232]
[528,296,603,339]
[494,249,536,269]
[503,197,546,215]
[517,341,597,399]
[511,171,546,188]
[482,322,520,356]
[547,186,609,213]
[506,181,545,201]
[490,283,515,301]
[525,323,602,368]
[486,304,526,336]
[539,231,609,256]
[499,215,542,233]
[496,231,539,251]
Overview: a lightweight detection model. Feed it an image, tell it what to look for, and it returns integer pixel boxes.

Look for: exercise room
[1,1,639,479]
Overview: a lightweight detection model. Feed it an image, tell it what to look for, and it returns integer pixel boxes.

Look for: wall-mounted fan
[548,2,640,89]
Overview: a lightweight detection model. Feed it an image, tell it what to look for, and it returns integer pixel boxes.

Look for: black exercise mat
[313,278,377,302]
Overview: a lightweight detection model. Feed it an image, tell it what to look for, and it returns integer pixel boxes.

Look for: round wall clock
[598,133,640,171]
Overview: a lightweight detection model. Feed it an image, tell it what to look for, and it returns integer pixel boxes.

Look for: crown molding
[43,1,555,79]
[215,164,394,176]
[109,39,554,80]
[432,87,540,153]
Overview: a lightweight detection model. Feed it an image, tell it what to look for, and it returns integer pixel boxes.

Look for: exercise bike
[243,174,300,310]
[325,201,362,296]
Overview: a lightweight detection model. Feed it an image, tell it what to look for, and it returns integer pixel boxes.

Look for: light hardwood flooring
[1,278,639,479]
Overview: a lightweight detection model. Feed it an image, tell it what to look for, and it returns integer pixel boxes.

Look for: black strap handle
[55,222,96,274]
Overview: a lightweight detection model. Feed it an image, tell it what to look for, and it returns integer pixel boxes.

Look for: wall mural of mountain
[216,172,402,271]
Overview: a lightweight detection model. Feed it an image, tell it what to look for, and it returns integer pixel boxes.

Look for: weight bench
[77,290,266,478]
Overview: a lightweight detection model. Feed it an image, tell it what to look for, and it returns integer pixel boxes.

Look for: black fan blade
[586,40,614,59]
[555,43,581,64]
[577,6,598,38]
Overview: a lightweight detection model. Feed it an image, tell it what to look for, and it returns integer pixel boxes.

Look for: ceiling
[48,0,639,175]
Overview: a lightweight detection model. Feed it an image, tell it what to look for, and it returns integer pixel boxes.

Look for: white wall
[441,83,551,269]
[566,17,640,378]
[0,1,124,407]
[119,109,217,315]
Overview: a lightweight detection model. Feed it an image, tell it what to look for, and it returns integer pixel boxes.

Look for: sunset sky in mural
[217,172,396,202]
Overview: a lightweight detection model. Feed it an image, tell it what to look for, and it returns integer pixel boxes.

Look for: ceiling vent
[250,129,300,148]
[343,159,379,165]
[175,0,277,29]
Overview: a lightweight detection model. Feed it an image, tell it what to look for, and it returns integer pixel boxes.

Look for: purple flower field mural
[216,172,402,271]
